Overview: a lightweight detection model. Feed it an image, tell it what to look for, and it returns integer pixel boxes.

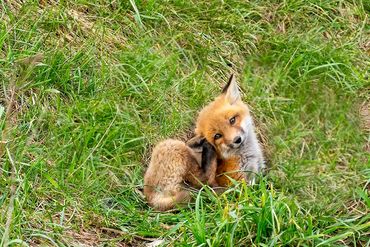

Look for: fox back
[143,137,218,211]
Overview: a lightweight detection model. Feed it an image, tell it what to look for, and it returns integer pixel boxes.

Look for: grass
[0,0,369,246]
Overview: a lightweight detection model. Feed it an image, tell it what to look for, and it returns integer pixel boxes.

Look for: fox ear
[222,74,240,104]
[187,135,205,152]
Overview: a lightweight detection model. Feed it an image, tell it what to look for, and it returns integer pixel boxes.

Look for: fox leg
[240,153,265,184]
[201,142,219,187]
[239,130,265,185]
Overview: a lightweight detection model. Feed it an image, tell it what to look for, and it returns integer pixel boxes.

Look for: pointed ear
[222,74,240,104]
[186,135,205,152]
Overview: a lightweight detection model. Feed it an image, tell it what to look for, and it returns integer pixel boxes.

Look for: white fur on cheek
[240,116,252,133]
[220,143,231,159]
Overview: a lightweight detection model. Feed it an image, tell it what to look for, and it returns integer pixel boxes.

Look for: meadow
[0,0,369,246]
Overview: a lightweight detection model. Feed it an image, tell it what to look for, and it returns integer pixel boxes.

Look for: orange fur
[195,75,265,185]
[195,92,249,186]
[216,157,243,186]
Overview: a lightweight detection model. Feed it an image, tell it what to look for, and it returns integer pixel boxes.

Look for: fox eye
[214,133,222,140]
[229,116,236,125]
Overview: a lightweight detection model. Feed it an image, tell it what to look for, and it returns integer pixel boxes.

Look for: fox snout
[228,135,244,149]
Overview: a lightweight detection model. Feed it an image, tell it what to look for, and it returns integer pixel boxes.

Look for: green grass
[1,0,369,246]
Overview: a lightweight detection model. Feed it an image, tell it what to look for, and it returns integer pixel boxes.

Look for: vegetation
[1,0,369,246]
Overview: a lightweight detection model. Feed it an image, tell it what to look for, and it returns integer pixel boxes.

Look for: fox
[143,136,218,211]
[195,74,265,186]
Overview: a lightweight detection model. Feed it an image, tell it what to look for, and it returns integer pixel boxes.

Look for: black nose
[233,136,242,144]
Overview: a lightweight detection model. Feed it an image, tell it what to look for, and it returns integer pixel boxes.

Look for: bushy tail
[150,190,191,211]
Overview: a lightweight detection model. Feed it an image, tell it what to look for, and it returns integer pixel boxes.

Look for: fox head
[195,74,252,159]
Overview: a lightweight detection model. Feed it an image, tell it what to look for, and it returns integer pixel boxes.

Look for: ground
[0,0,369,246]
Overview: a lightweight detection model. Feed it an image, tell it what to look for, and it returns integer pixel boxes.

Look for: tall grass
[0,0,369,245]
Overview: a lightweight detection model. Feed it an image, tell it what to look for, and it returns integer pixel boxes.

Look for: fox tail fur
[149,190,190,211]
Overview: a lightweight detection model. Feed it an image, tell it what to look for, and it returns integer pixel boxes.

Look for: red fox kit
[195,74,265,186]
[144,137,218,211]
